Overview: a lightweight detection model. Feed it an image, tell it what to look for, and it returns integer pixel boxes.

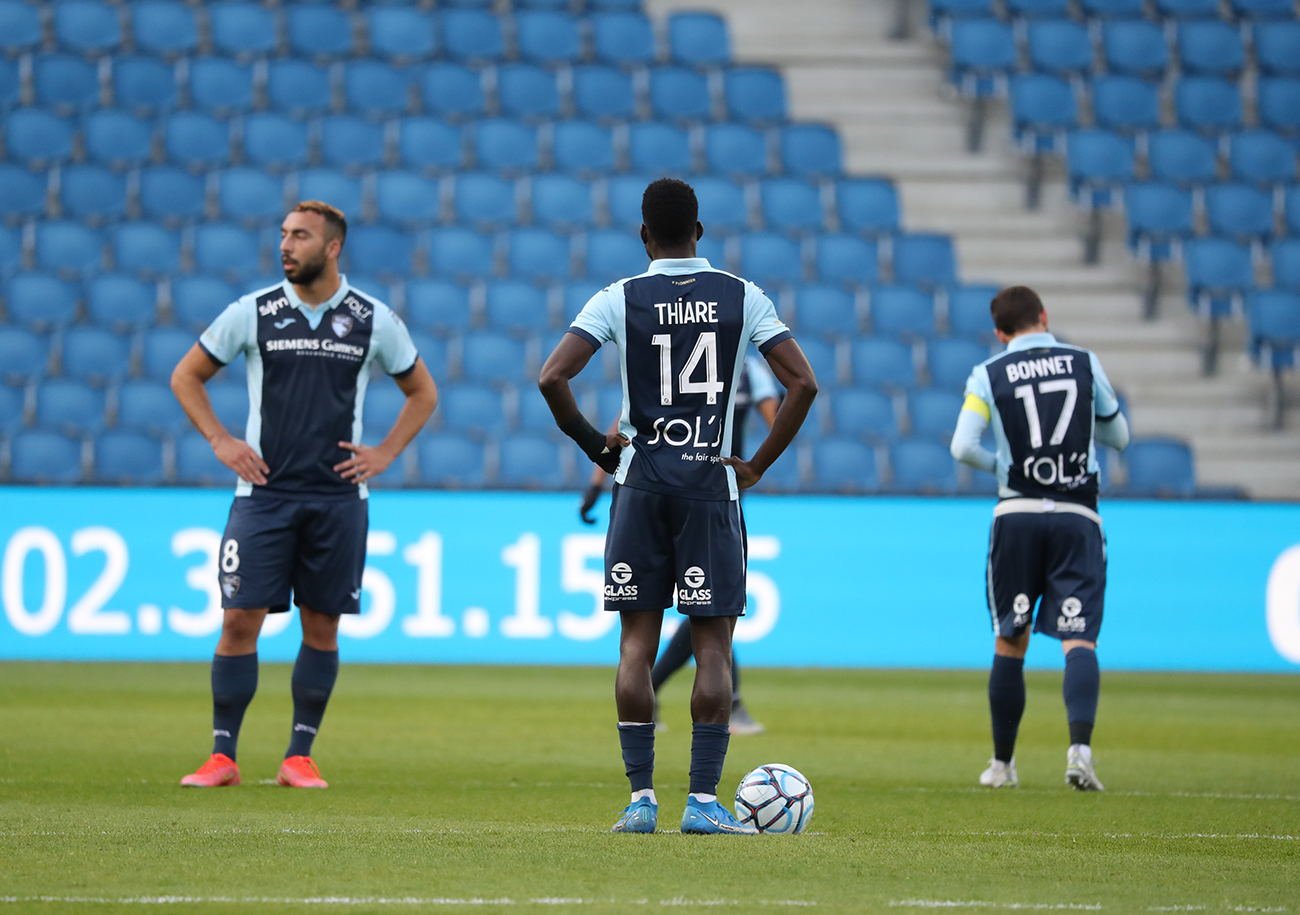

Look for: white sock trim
[688,792,716,804]
[630,788,657,804]
[617,721,654,727]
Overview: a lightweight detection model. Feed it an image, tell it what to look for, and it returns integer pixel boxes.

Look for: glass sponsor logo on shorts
[677,566,712,606]
[605,562,638,600]
[1057,596,1086,633]
[1013,592,1031,628]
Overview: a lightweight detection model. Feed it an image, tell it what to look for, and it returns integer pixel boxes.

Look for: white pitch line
[889,901,1101,910]
[0,898,818,908]
[895,788,1300,802]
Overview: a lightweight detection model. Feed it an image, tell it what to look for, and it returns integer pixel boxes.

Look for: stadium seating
[1123,439,1197,496]
[95,431,165,484]
[11,430,84,483]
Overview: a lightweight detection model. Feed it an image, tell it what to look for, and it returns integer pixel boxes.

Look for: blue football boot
[610,797,657,833]
[680,797,759,835]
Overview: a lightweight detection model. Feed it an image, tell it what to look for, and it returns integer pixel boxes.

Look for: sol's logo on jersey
[605,562,638,600]
[677,566,711,606]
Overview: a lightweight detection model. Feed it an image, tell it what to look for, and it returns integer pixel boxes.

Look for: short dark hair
[293,200,348,246]
[641,178,698,247]
[990,285,1045,335]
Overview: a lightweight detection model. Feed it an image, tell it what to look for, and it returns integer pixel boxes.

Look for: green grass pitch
[1,662,1297,914]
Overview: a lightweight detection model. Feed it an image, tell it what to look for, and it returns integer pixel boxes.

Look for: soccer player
[171,201,437,788]
[539,178,817,834]
[950,286,1129,792]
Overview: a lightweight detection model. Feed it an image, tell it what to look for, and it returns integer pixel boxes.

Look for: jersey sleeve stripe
[757,330,793,355]
[567,326,603,351]
[1096,407,1120,422]
[962,393,991,421]
[197,339,227,367]
[390,356,419,379]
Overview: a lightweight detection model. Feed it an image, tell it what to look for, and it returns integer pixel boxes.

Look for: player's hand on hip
[720,455,761,490]
[212,434,269,485]
[334,441,393,484]
[595,432,630,475]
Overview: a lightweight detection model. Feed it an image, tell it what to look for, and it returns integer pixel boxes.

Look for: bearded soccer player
[950,286,1129,792]
[171,201,437,788]
[539,178,817,834]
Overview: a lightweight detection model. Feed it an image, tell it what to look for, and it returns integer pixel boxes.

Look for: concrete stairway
[643,0,1300,499]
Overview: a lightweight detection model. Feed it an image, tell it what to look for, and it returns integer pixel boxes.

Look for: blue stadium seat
[891,440,958,493]
[872,286,935,338]
[486,280,550,331]
[35,222,102,275]
[796,285,858,338]
[207,382,249,435]
[420,64,485,120]
[949,19,1017,97]
[349,225,415,277]
[812,438,878,492]
[704,123,768,178]
[374,172,440,227]
[928,337,990,389]
[0,0,42,55]
[500,435,565,489]
[585,229,647,281]
[218,169,285,224]
[1154,0,1220,19]
[1066,129,1136,206]
[441,9,503,61]
[460,330,528,383]
[1255,23,1300,77]
[36,380,106,434]
[930,0,996,24]
[724,67,786,123]
[531,174,594,228]
[1010,74,1078,150]
[628,122,692,174]
[1206,183,1276,242]
[815,234,879,286]
[176,432,236,485]
[506,229,571,283]
[1258,78,1300,137]
[54,1,121,54]
[1177,22,1245,78]
[0,165,46,219]
[669,12,730,66]
[694,177,748,233]
[397,118,464,172]
[830,389,896,441]
[1249,289,1300,369]
[1027,20,1095,77]
[34,55,100,112]
[59,165,127,222]
[892,233,957,289]
[112,56,177,113]
[1090,76,1161,134]
[116,380,189,436]
[516,385,557,434]
[738,233,803,287]
[86,275,155,330]
[416,434,485,487]
[908,389,963,441]
[1235,0,1297,18]
[444,382,509,431]
[61,324,129,384]
[1176,77,1243,134]
[165,113,230,168]
[780,125,841,178]
[84,110,152,167]
[320,115,385,169]
[409,332,449,379]
[0,58,18,111]
[6,273,77,330]
[605,174,653,228]
[0,384,25,435]
[1274,238,1300,291]
[361,382,406,445]
[138,167,205,221]
[297,170,363,221]
[1080,0,1147,18]
[267,61,332,115]
[516,11,581,64]
[10,430,84,483]
[836,179,901,238]
[1101,21,1170,77]
[344,61,411,117]
[407,280,470,332]
[141,327,195,381]
[189,59,253,114]
[594,384,623,425]
[95,431,164,484]
[454,172,517,225]
[1124,182,1195,260]
[4,109,74,164]
[287,6,354,58]
[1147,129,1218,185]
[552,121,614,176]
[366,7,436,59]
[0,327,50,384]
[1007,0,1071,17]
[592,12,656,66]
[0,225,21,276]
[194,223,261,278]
[852,336,915,389]
[1184,237,1254,315]
[210,3,278,57]
[563,281,602,323]
[475,119,539,172]
[698,235,727,268]
[760,179,825,233]
[428,227,495,279]
[572,66,637,121]
[172,275,236,332]
[1123,438,1195,496]
[1229,131,1296,186]
[1288,187,1300,236]
[649,66,712,122]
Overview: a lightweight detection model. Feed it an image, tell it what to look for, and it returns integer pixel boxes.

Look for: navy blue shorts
[218,496,368,616]
[986,506,1106,642]
[602,484,747,618]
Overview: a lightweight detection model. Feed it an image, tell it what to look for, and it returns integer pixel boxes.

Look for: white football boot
[1065,744,1104,791]
[978,757,1019,788]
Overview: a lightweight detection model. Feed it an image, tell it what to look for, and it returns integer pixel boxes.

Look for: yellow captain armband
[961,394,991,421]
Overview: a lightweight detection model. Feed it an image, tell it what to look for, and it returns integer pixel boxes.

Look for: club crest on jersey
[331,314,353,338]
[345,296,372,322]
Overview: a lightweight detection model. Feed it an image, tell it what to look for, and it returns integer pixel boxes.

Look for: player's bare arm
[334,358,438,484]
[171,343,269,486]
[721,338,817,489]
[539,333,628,473]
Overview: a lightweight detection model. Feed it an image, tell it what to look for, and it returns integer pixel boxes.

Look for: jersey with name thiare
[569,257,792,501]
[199,276,418,501]
[965,332,1120,509]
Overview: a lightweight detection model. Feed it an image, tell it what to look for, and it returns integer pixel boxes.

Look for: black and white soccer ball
[734,763,814,834]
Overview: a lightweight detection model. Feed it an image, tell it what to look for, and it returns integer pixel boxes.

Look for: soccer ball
[734,763,814,834]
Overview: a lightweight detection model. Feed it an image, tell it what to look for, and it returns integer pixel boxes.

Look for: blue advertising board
[1,487,1298,671]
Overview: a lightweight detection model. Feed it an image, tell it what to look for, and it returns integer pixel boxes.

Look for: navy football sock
[651,624,695,692]
[617,722,655,792]
[688,723,730,797]
[211,652,258,762]
[285,644,339,759]
[1063,646,1100,746]
[988,654,1026,764]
